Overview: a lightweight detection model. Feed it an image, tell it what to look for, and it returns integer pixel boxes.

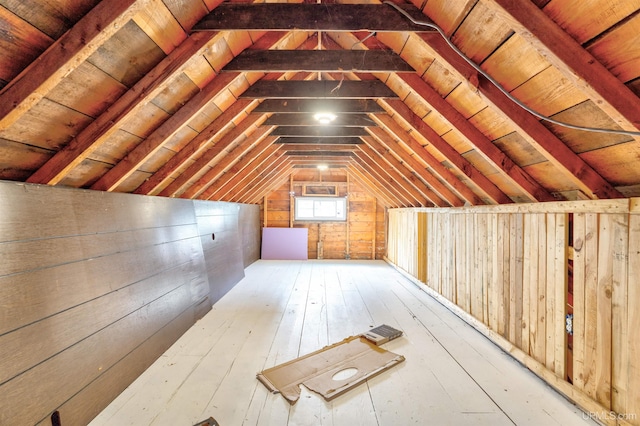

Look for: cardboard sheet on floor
[257,335,404,404]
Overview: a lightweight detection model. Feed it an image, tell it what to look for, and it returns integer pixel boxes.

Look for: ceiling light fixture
[317,164,329,171]
[314,112,337,124]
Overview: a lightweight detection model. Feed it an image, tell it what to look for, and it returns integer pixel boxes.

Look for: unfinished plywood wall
[262,169,385,260]
[387,200,640,426]
[0,181,259,425]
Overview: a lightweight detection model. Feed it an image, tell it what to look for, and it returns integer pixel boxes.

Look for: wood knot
[574,238,583,252]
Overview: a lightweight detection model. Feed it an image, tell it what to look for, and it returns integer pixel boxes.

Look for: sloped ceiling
[1,0,639,208]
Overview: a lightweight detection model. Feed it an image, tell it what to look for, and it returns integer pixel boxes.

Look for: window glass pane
[315,200,336,217]
[296,199,315,218]
[294,197,346,221]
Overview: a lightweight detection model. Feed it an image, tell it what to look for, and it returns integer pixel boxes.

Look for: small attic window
[303,184,337,196]
[294,196,346,222]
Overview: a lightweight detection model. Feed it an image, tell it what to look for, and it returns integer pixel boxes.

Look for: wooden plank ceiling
[1,0,639,208]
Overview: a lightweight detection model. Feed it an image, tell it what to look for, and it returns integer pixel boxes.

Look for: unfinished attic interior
[1,0,640,424]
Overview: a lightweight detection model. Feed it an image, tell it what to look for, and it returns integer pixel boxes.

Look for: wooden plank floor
[90,260,597,426]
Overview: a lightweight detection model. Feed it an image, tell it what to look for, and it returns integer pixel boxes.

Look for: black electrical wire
[384,1,640,137]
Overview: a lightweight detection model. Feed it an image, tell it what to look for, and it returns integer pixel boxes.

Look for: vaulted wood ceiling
[1,0,639,208]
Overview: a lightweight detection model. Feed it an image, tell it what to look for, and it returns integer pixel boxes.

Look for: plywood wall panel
[194,200,246,303]
[0,180,258,426]
[1,283,195,425]
[239,204,261,266]
[34,301,202,426]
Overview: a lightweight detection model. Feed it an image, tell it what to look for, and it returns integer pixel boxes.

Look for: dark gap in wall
[51,410,61,426]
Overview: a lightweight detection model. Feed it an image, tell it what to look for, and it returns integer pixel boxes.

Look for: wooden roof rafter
[421,32,626,200]
[133,34,320,197]
[346,167,397,208]
[0,0,151,130]
[356,144,431,207]
[376,98,512,205]
[359,136,447,207]
[228,158,290,203]
[363,126,462,207]
[244,162,297,205]
[181,128,277,199]
[322,32,488,206]
[370,115,483,206]
[484,0,640,134]
[348,52,516,204]
[388,74,556,202]
[352,151,420,207]
[348,162,406,207]
[91,30,301,193]
[208,144,284,201]
[199,136,279,200]
[134,98,254,195]
[25,30,218,186]
[90,71,241,192]
[159,112,268,197]
[238,157,294,204]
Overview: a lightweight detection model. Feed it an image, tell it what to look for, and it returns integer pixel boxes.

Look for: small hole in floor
[51,411,61,426]
[332,367,358,381]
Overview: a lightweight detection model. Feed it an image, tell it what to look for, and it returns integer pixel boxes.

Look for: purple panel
[261,227,308,260]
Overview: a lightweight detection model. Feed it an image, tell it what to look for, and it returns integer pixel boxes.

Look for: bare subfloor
[90,260,597,426]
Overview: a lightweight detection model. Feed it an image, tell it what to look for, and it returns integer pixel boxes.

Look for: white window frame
[294,196,347,222]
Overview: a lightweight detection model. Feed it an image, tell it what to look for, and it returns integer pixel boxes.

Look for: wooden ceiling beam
[198,136,278,200]
[241,80,397,99]
[0,0,149,130]
[359,138,445,207]
[158,115,269,197]
[26,31,217,185]
[254,99,385,114]
[369,118,484,206]
[422,33,626,200]
[271,126,369,137]
[207,145,285,201]
[381,95,525,203]
[280,144,356,152]
[134,98,255,195]
[484,0,640,134]
[223,50,413,73]
[193,3,435,32]
[264,114,375,127]
[361,134,450,207]
[274,137,364,145]
[288,159,353,165]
